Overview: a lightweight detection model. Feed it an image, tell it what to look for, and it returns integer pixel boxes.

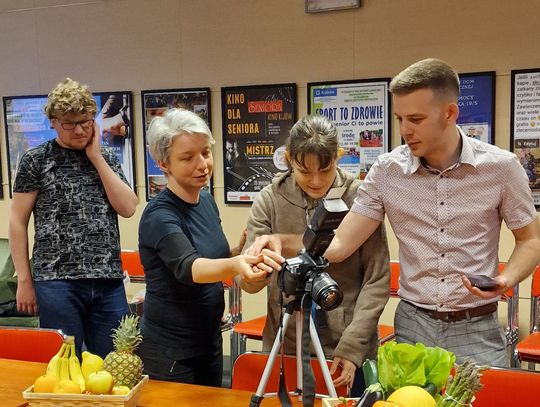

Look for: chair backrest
[473,366,540,406]
[232,351,347,397]
[120,250,145,283]
[389,260,400,296]
[0,327,65,362]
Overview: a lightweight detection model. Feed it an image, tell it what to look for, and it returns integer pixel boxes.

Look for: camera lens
[311,273,343,311]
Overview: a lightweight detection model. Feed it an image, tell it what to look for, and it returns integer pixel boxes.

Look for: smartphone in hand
[467,274,498,291]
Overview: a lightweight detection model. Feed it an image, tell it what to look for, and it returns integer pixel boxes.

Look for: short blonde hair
[44,78,97,119]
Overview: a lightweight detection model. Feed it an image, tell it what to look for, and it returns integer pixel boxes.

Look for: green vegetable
[377,341,456,395]
[422,382,438,397]
[436,359,487,407]
[362,359,379,387]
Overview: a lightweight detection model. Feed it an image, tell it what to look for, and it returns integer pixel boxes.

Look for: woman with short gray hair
[137,108,283,386]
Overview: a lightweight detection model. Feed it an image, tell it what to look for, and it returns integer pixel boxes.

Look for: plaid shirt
[351,128,536,311]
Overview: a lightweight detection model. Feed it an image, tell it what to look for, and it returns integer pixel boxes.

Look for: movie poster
[308,79,391,180]
[457,72,495,144]
[221,83,296,204]
[141,88,211,200]
[511,68,540,209]
[2,92,135,197]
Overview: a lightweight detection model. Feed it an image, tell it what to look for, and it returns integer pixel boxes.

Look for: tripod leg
[252,312,292,398]
[309,317,338,397]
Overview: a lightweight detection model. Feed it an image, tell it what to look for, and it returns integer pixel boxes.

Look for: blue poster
[457,72,495,144]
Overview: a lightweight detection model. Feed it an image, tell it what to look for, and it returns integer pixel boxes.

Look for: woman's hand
[330,357,356,388]
[244,234,283,256]
[236,249,284,282]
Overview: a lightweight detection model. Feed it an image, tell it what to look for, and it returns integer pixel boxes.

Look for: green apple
[112,385,131,395]
[85,370,114,394]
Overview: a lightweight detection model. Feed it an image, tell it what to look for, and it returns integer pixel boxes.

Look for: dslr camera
[278,196,348,311]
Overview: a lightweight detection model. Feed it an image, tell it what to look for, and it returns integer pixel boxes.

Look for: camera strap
[301,294,316,406]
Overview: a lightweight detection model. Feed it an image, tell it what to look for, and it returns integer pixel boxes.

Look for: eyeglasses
[57,119,94,130]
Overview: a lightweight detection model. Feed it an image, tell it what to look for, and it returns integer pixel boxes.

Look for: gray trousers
[394,300,508,367]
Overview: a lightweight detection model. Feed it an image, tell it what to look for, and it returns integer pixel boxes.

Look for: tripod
[249,294,338,407]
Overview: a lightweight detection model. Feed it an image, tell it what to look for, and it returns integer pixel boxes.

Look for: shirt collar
[408,126,477,174]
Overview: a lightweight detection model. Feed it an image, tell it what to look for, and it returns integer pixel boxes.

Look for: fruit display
[27,318,146,400]
[103,314,144,389]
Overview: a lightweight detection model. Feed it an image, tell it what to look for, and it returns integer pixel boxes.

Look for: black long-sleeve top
[138,188,230,359]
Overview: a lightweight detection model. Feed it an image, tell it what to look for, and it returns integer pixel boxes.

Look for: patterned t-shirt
[13,139,128,281]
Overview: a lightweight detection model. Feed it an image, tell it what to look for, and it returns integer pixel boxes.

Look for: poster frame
[140,87,212,201]
[307,77,391,179]
[2,91,136,198]
[510,67,540,210]
[221,82,297,205]
[457,71,496,145]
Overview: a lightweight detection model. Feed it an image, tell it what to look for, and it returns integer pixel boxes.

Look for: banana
[46,342,67,378]
[68,344,85,391]
[59,344,71,381]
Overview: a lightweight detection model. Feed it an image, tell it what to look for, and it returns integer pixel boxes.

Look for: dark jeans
[34,278,129,358]
[138,338,223,387]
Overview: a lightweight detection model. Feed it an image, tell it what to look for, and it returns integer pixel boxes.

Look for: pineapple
[103,314,144,389]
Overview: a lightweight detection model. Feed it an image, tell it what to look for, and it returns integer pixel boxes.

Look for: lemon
[387,386,436,407]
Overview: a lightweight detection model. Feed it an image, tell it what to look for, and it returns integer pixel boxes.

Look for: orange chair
[229,274,264,366]
[377,260,400,345]
[120,250,145,283]
[515,264,540,368]
[472,366,540,406]
[232,315,266,360]
[231,351,347,398]
[0,327,65,363]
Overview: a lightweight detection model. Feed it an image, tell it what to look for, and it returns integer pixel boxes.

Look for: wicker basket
[22,375,149,407]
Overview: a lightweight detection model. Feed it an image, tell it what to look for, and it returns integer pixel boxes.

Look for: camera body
[279,196,348,311]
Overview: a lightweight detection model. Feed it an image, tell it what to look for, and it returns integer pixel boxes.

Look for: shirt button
[440,174,444,178]
[441,278,445,282]
[440,202,444,205]
[440,228,444,232]
[441,253,445,257]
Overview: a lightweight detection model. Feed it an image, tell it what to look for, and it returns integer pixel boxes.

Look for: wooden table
[0,358,321,406]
